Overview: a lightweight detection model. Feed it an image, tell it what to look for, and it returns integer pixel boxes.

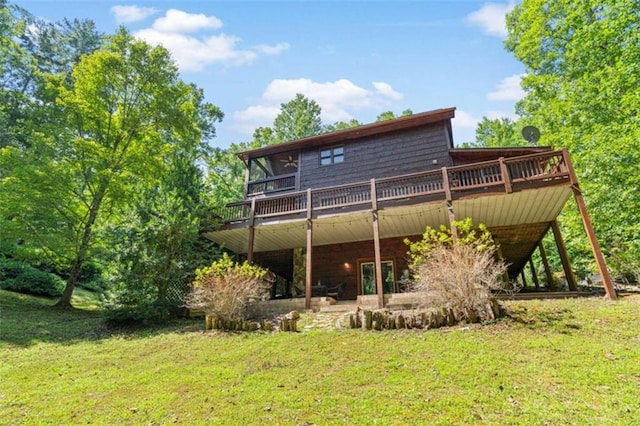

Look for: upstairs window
[320,146,344,166]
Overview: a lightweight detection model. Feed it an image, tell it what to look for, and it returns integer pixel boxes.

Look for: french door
[360,260,395,295]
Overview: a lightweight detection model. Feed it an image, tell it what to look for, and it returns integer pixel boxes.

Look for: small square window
[319,146,344,166]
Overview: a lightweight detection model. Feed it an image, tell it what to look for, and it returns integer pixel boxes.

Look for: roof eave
[237,107,456,161]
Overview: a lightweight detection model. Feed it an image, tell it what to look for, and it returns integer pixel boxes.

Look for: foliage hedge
[0,258,65,297]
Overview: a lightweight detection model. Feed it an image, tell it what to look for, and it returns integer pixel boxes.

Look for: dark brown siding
[312,235,421,300]
[299,123,452,190]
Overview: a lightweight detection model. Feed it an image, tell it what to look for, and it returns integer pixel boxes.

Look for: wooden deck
[218,150,572,227]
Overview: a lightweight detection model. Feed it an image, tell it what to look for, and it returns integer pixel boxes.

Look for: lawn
[1,289,640,425]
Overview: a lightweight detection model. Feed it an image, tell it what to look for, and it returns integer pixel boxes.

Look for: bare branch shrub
[406,218,509,322]
[409,244,507,321]
[185,254,268,322]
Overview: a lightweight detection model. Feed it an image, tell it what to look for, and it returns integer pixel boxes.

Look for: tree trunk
[55,180,108,309]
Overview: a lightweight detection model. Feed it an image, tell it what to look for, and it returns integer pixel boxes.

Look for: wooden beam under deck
[305,189,313,310]
[551,220,578,291]
[563,148,617,300]
[371,179,384,309]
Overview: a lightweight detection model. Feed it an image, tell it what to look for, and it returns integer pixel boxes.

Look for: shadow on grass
[504,304,582,334]
[0,290,202,348]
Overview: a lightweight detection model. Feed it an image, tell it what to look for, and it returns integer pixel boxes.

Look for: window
[320,146,344,166]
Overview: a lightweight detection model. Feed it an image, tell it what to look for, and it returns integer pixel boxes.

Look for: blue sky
[18,0,523,148]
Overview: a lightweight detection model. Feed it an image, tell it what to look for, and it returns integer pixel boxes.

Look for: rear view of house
[206,107,615,309]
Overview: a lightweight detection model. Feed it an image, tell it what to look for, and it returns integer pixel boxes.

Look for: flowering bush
[185,253,268,321]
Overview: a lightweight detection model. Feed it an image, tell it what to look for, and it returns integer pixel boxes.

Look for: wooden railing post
[442,167,452,201]
[499,157,512,193]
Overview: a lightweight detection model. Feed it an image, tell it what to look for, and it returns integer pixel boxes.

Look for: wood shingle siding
[299,123,451,190]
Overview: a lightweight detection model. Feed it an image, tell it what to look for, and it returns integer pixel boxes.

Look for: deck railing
[219,150,570,225]
[247,173,296,196]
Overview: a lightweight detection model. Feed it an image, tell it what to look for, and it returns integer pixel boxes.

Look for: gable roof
[237,107,456,161]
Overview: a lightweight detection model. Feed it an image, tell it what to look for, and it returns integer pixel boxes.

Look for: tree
[463,116,529,148]
[0,28,220,308]
[1,4,103,273]
[273,93,323,143]
[0,3,102,151]
[323,118,362,133]
[375,109,413,122]
[505,0,640,277]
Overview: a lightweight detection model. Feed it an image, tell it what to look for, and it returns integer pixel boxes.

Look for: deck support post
[371,179,384,308]
[496,244,511,285]
[551,220,578,291]
[520,270,527,289]
[247,198,256,264]
[529,258,540,290]
[563,148,617,299]
[538,241,555,291]
[442,167,457,240]
[305,189,313,310]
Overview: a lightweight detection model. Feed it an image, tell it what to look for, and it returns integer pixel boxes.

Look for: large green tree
[505,0,640,277]
[0,28,221,308]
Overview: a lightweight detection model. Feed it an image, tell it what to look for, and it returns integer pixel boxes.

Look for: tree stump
[364,310,373,330]
[445,308,456,326]
[280,318,297,332]
[261,320,273,331]
[279,310,299,332]
[205,315,213,330]
[396,314,406,329]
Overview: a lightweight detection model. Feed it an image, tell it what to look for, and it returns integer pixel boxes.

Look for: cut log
[364,310,373,330]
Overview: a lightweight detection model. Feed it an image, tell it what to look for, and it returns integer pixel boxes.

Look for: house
[206,107,616,310]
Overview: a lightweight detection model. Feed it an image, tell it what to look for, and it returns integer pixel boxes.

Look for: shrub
[185,253,268,322]
[0,258,65,297]
[102,281,173,325]
[406,218,508,323]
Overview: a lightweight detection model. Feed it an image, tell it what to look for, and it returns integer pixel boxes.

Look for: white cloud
[131,9,288,72]
[451,110,482,145]
[454,110,481,129]
[254,43,291,55]
[152,9,223,33]
[487,74,525,101]
[111,5,159,24]
[135,29,256,71]
[232,105,281,135]
[466,2,515,38]
[372,82,404,101]
[232,78,404,134]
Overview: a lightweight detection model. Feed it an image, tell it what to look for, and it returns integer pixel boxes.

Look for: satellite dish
[521,126,540,144]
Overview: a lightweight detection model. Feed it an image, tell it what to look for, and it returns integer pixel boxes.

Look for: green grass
[1,289,640,424]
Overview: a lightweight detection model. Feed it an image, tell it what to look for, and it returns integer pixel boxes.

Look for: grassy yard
[1,289,640,425]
